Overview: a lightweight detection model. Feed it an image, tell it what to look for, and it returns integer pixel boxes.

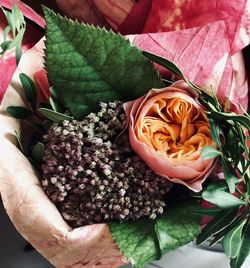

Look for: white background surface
[1,201,250,268]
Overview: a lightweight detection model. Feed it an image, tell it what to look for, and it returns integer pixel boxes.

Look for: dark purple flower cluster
[41,101,172,227]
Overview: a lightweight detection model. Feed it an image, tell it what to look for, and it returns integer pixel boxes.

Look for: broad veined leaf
[196,208,238,245]
[109,200,200,268]
[44,7,163,118]
[155,201,200,255]
[109,218,160,268]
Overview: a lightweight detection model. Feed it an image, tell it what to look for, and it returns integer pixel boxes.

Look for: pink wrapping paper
[129,21,248,112]
[142,0,250,55]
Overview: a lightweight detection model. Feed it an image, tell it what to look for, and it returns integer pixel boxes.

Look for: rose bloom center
[135,92,212,161]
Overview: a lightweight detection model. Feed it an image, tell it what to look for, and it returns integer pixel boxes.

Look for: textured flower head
[124,80,215,192]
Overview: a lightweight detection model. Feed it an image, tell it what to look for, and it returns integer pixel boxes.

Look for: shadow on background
[0,199,52,268]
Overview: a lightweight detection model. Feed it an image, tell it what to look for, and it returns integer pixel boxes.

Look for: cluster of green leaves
[142,51,250,268]
[0,4,26,63]
[6,72,73,167]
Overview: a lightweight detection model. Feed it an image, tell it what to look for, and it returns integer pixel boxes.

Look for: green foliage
[109,201,200,268]
[231,221,250,268]
[0,4,26,63]
[196,208,238,245]
[6,106,33,119]
[201,146,222,159]
[19,73,37,110]
[202,190,245,208]
[38,108,73,123]
[31,142,45,163]
[43,7,163,118]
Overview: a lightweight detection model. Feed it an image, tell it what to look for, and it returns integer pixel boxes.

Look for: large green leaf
[155,201,200,255]
[109,201,200,268]
[44,7,163,118]
[109,219,160,268]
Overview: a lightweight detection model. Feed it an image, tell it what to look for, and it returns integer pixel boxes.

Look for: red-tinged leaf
[0,0,45,27]
[118,0,153,35]
[143,0,249,54]
[33,69,51,104]
[128,21,248,111]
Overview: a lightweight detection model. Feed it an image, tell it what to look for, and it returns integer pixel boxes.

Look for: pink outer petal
[143,0,249,55]
[127,21,248,112]
[0,0,45,28]
[123,82,215,192]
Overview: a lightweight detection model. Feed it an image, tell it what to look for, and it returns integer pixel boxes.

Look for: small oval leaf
[202,146,222,159]
[19,73,37,110]
[6,106,33,119]
[32,142,45,163]
[39,108,73,123]
[223,220,245,258]
[222,158,238,193]
[202,191,245,208]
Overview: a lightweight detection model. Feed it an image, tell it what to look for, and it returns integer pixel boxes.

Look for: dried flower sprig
[41,101,172,227]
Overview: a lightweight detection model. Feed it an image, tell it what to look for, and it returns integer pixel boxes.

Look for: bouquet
[1,2,250,268]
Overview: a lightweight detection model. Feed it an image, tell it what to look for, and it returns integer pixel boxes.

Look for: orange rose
[124,80,215,192]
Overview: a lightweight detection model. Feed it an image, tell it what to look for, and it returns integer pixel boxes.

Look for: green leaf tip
[43,7,163,119]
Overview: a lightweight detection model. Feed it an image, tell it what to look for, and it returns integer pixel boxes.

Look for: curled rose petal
[124,80,216,192]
